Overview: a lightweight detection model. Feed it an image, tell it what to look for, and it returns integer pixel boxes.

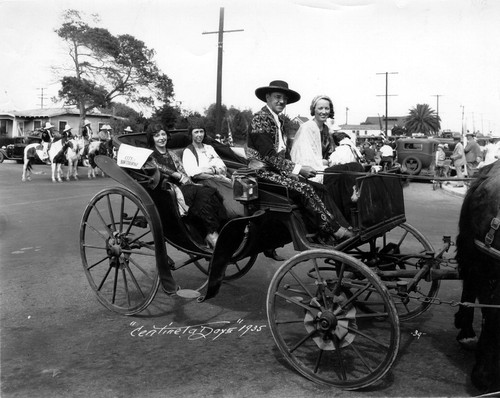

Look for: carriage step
[176,289,201,299]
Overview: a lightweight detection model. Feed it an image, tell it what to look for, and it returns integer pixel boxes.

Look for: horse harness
[474,205,500,261]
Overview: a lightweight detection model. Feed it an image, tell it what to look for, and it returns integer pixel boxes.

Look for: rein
[315,169,476,183]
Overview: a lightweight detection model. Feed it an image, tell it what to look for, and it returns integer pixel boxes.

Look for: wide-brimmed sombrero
[255,80,301,104]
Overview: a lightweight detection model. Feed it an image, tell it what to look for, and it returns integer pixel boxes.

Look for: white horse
[48,138,70,183]
[86,140,112,178]
[21,143,48,182]
[65,136,85,181]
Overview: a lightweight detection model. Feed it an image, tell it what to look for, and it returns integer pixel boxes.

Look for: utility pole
[37,87,47,109]
[202,8,243,137]
[345,107,349,125]
[376,72,398,136]
[431,94,442,117]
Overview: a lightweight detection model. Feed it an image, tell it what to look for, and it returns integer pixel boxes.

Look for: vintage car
[396,137,441,175]
[0,136,42,163]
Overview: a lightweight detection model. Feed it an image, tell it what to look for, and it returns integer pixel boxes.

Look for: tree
[55,9,174,129]
[404,104,441,136]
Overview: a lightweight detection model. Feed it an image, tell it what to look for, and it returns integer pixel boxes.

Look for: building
[0,107,122,138]
[338,116,407,137]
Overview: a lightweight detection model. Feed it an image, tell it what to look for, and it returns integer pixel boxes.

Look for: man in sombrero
[246,81,353,257]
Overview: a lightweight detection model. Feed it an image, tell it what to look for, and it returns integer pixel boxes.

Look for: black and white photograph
[1,0,499,397]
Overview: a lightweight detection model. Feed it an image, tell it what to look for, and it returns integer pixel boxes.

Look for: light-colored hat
[44,122,54,129]
[63,125,72,132]
[83,120,91,127]
[124,126,133,133]
[101,124,112,130]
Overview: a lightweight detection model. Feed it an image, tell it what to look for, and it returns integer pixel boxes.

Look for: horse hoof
[457,336,478,351]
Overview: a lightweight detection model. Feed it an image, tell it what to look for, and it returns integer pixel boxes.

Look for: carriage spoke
[97,265,113,291]
[119,196,125,234]
[128,257,155,281]
[121,249,155,257]
[288,269,316,299]
[121,268,131,307]
[124,208,141,236]
[332,334,347,380]
[289,329,318,353]
[111,264,120,304]
[312,258,329,311]
[275,291,321,315]
[351,343,374,373]
[313,348,324,374]
[93,206,114,237]
[346,326,390,349]
[124,261,146,298]
[87,255,110,271]
[106,194,117,233]
[85,222,110,241]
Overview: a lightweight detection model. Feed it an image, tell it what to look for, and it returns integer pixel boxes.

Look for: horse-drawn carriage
[79,132,499,392]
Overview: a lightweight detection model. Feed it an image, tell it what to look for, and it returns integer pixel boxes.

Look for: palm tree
[404,104,441,136]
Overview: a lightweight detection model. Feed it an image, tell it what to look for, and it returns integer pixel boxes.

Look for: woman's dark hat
[255,80,301,104]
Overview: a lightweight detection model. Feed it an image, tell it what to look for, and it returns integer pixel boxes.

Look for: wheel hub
[317,310,337,331]
[303,293,357,350]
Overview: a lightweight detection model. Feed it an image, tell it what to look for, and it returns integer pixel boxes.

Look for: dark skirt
[199,178,246,219]
[180,184,227,234]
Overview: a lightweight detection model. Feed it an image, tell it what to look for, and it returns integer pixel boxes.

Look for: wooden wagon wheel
[267,249,400,390]
[80,187,160,315]
[344,222,440,321]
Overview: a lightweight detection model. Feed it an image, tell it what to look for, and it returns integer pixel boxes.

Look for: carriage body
[80,132,455,390]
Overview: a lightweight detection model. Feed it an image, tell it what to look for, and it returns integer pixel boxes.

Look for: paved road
[0,162,481,397]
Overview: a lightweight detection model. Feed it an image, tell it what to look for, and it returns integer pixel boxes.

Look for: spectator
[450,138,466,187]
[464,133,482,177]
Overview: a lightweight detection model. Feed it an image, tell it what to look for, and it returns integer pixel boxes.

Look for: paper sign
[117,144,153,169]
[48,140,63,162]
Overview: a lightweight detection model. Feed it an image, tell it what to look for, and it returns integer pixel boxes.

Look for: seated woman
[182,125,245,218]
[146,125,227,248]
[291,97,363,223]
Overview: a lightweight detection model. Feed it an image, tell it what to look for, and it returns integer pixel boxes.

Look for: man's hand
[299,166,317,179]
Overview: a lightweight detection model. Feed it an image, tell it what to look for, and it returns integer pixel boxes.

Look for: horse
[65,135,85,181]
[21,142,49,182]
[455,159,500,393]
[85,139,113,179]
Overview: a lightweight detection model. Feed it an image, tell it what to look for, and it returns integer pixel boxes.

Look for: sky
[1,0,500,134]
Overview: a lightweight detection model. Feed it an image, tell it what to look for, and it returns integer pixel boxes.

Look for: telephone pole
[345,107,349,124]
[37,87,47,109]
[432,94,442,117]
[202,8,243,136]
[376,72,398,136]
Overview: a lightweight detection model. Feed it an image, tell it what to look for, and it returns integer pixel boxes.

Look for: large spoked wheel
[345,222,439,321]
[192,254,258,281]
[80,187,160,315]
[192,223,257,281]
[267,249,400,390]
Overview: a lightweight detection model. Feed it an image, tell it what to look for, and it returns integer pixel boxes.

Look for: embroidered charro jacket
[246,106,296,176]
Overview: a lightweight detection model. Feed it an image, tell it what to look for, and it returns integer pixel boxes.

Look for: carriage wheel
[267,249,400,390]
[345,222,439,321]
[80,187,160,315]
[192,254,258,281]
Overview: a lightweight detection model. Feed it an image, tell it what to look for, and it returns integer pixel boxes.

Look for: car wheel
[402,156,422,175]
[0,151,4,163]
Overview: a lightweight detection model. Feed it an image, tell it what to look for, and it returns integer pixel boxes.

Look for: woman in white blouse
[290,95,334,183]
[182,126,245,218]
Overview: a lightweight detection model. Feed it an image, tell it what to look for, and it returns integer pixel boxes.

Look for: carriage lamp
[232,168,258,201]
